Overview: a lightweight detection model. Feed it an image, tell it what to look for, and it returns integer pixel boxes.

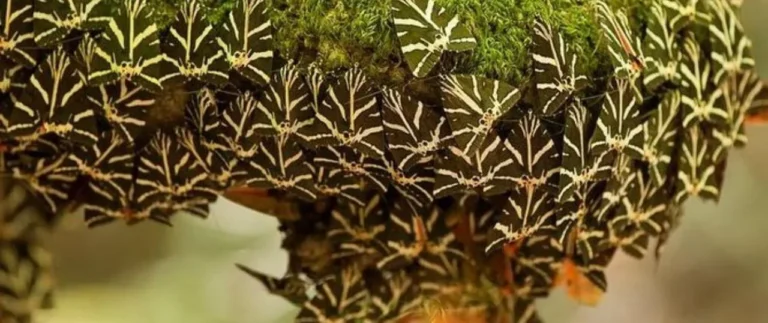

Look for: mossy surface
[146,0,655,86]
[270,0,400,81]
[439,0,601,84]
[146,0,235,27]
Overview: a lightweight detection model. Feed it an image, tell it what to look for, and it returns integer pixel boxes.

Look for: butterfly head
[61,13,83,30]
[0,78,10,93]
[116,61,143,80]
[0,37,16,52]
[230,50,253,69]
[433,33,449,51]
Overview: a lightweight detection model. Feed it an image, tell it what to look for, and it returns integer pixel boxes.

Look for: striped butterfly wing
[674,125,721,203]
[218,90,261,159]
[160,0,228,87]
[0,0,39,67]
[86,79,153,144]
[183,92,245,189]
[135,131,218,218]
[253,63,314,140]
[504,111,560,188]
[595,0,645,98]
[440,74,521,156]
[382,154,435,208]
[10,153,77,214]
[8,48,96,145]
[487,111,559,250]
[574,209,609,265]
[313,67,386,158]
[713,70,763,159]
[61,131,134,200]
[605,219,651,259]
[245,135,317,202]
[643,1,682,92]
[235,264,308,306]
[417,206,466,281]
[487,184,556,253]
[643,90,681,187]
[366,270,421,322]
[0,58,30,96]
[83,177,170,227]
[679,37,729,128]
[328,195,387,259]
[308,164,366,207]
[90,0,163,92]
[296,266,369,323]
[33,0,110,47]
[458,195,497,247]
[71,32,99,83]
[391,0,476,78]
[434,132,519,198]
[184,87,230,152]
[304,64,327,114]
[376,199,426,271]
[662,0,710,33]
[554,181,603,253]
[176,126,242,193]
[557,100,612,203]
[415,249,463,296]
[381,87,451,171]
[217,0,273,86]
[165,131,220,218]
[588,79,645,165]
[708,0,755,86]
[313,145,389,194]
[531,19,587,116]
[609,170,667,254]
[654,201,683,260]
[512,225,562,298]
[577,246,615,294]
[595,154,637,223]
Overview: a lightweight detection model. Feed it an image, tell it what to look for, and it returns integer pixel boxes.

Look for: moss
[439,0,602,84]
[268,0,608,84]
[146,0,234,27]
[147,0,656,86]
[270,0,398,81]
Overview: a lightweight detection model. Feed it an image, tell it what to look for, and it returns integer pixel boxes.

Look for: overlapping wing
[391,0,476,77]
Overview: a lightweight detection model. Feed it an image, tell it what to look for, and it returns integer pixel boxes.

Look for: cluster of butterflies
[0,177,55,322]
[0,0,766,322]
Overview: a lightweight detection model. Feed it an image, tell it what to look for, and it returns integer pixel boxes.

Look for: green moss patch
[268,0,610,84]
[147,0,654,86]
[271,0,398,77]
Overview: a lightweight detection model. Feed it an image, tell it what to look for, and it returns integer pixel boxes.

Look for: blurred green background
[37,2,768,322]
